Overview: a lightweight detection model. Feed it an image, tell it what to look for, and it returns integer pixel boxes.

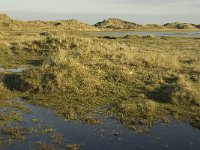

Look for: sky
[0,0,200,24]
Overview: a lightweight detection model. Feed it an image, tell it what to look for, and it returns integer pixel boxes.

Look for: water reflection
[2,98,200,150]
[94,31,200,38]
[0,67,26,73]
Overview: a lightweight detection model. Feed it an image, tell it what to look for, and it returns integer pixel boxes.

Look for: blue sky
[0,0,200,24]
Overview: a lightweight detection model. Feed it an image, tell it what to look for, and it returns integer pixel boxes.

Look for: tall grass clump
[15,35,200,129]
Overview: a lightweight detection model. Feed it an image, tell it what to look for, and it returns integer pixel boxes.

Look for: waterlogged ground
[93,31,200,38]
[0,67,26,73]
[0,30,200,149]
[1,97,200,150]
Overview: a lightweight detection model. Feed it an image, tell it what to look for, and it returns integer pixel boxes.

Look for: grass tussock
[5,34,197,130]
[0,21,200,130]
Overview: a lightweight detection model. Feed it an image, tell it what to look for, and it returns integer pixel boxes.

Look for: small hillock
[94,18,143,30]
[163,22,198,30]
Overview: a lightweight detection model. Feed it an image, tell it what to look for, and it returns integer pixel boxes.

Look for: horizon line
[1,11,200,25]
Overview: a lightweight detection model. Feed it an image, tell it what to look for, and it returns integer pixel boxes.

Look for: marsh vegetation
[0,13,200,149]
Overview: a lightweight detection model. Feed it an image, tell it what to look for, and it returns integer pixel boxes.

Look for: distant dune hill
[0,13,12,20]
[53,19,99,31]
[94,18,199,30]
[0,13,47,31]
[0,13,17,30]
[163,22,198,30]
[195,24,200,29]
[145,24,166,29]
[18,19,99,31]
[0,13,199,31]
[94,18,143,30]
[0,13,99,31]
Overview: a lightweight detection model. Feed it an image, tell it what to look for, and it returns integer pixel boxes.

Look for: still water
[0,67,26,73]
[2,98,200,150]
[94,31,200,38]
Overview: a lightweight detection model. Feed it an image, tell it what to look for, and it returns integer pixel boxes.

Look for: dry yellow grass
[0,14,199,131]
[2,34,197,130]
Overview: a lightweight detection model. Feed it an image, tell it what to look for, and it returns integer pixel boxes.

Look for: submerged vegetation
[0,13,200,148]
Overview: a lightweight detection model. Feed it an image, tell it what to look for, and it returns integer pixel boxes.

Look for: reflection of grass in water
[0,81,30,146]
[0,71,79,148]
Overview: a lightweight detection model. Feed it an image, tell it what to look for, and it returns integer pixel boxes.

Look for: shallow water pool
[2,98,200,150]
[93,31,200,38]
[0,67,26,73]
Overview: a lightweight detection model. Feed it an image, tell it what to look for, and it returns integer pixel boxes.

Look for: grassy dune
[95,18,200,31]
[1,13,200,32]
[0,13,99,32]
[0,29,199,131]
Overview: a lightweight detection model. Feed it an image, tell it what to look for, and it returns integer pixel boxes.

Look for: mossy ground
[0,29,200,147]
